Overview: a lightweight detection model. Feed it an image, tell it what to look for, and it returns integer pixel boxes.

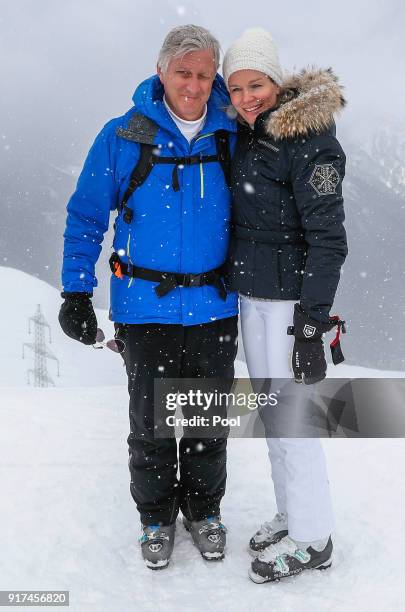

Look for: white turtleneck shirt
[163,96,207,143]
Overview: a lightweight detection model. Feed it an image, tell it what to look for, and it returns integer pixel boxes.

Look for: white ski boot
[249,513,288,555]
[249,535,333,583]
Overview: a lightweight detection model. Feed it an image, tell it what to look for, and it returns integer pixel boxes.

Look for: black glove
[58,292,98,345]
[288,304,336,385]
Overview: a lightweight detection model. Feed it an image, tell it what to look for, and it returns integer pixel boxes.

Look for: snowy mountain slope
[364,117,405,199]
[334,130,405,371]
[0,158,75,289]
[1,386,404,612]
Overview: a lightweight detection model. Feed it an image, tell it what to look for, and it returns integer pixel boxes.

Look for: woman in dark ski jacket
[222,28,348,583]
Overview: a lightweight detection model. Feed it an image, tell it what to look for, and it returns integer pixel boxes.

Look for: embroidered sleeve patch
[309,164,340,196]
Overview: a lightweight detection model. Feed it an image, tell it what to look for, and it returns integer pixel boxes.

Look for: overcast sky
[1,0,405,169]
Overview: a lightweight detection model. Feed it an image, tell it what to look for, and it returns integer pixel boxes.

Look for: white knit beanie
[222,28,283,88]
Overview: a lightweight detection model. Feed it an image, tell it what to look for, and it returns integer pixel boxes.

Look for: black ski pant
[115,316,238,526]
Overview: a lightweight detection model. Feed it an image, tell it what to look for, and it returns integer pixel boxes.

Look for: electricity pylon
[22,305,60,387]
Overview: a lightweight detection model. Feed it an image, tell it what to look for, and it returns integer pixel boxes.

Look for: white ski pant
[240,295,335,542]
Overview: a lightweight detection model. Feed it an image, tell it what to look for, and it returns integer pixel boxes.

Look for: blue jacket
[62,74,238,325]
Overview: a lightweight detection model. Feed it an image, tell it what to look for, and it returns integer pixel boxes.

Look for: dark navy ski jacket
[226,68,348,322]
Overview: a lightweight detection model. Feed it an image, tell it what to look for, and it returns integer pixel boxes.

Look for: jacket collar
[264,67,346,140]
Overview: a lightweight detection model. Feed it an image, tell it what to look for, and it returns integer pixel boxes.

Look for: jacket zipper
[257,138,279,153]
[193,133,214,200]
[267,142,279,153]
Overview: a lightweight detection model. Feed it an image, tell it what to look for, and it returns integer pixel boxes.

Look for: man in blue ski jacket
[59,25,238,569]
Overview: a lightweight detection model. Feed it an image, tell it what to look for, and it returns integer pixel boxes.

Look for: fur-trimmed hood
[265,67,346,140]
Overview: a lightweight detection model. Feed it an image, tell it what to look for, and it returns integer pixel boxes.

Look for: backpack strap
[153,153,218,192]
[116,115,232,223]
[120,144,156,223]
[116,113,161,222]
[109,252,227,300]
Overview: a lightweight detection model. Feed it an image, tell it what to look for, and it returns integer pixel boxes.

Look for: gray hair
[157,25,220,73]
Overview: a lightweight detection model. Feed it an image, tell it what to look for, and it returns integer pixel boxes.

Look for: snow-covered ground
[1,267,405,611]
[1,387,405,611]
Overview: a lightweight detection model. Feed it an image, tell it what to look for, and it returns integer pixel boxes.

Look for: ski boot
[249,512,288,555]
[249,535,333,583]
[183,516,226,561]
[139,523,175,570]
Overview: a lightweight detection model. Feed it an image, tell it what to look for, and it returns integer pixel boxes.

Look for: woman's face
[228,69,280,125]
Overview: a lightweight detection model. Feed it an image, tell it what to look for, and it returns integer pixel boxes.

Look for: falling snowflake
[243,182,255,194]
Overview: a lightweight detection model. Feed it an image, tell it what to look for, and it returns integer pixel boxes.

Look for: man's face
[157,49,216,121]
